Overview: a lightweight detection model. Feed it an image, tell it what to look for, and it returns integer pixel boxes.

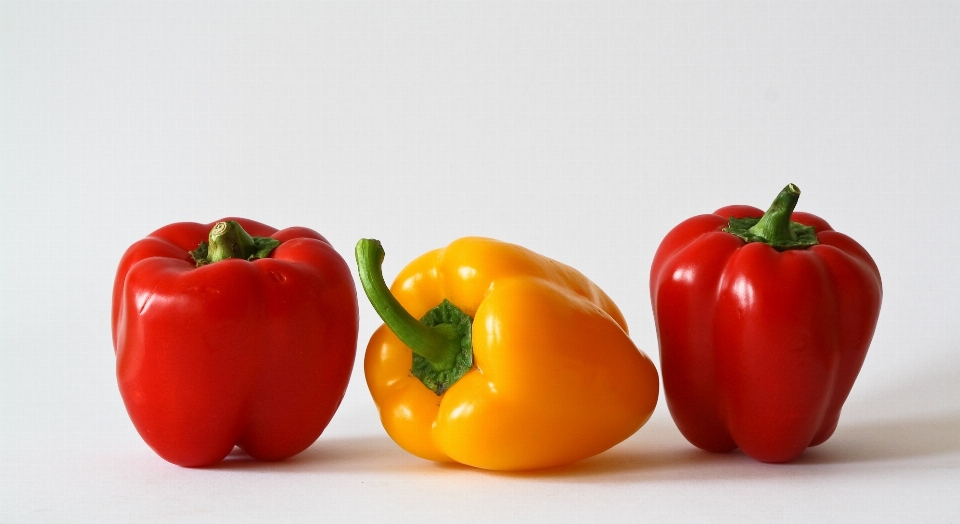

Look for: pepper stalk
[355,239,473,395]
[190,220,280,267]
[722,183,819,250]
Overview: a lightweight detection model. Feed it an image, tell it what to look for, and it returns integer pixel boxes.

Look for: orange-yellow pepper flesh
[363,237,659,470]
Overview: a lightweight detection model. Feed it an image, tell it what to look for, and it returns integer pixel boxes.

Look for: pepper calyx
[412,299,474,395]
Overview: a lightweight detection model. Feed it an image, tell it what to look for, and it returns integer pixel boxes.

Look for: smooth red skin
[111,218,358,467]
[650,205,882,463]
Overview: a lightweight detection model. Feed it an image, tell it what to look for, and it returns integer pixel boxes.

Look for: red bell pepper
[112,218,358,467]
[650,184,882,463]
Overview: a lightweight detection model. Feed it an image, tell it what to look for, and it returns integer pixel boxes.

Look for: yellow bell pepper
[355,237,659,471]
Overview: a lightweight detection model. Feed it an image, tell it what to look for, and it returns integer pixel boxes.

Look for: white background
[2,1,959,522]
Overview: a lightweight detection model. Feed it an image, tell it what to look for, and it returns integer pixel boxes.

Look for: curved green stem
[355,239,461,371]
[747,183,801,244]
[722,183,819,251]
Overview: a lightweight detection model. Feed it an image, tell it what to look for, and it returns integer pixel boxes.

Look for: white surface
[2,1,959,522]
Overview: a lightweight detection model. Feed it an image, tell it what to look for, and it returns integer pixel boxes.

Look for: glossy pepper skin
[112,218,358,467]
[358,237,659,471]
[650,185,881,463]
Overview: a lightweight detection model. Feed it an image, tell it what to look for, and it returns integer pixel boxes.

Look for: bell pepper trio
[112,184,881,469]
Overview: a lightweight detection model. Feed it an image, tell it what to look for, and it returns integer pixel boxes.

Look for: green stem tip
[355,239,473,395]
[722,183,819,250]
[190,220,280,267]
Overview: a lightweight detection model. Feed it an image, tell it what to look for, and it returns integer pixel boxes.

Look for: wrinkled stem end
[208,221,257,263]
[190,220,280,267]
[355,239,473,395]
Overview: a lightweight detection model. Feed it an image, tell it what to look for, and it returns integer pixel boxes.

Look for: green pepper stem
[207,221,258,263]
[721,183,818,250]
[355,239,461,371]
[190,220,281,267]
[747,183,802,245]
